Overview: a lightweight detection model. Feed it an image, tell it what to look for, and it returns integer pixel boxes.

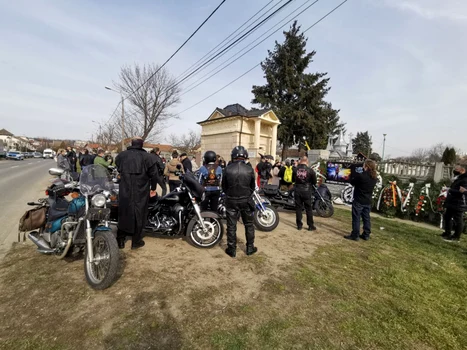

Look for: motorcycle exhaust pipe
[28,231,55,254]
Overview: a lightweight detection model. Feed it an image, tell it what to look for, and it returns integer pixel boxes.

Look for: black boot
[344,234,359,241]
[117,237,125,249]
[131,240,145,250]
[246,245,258,256]
[225,247,236,258]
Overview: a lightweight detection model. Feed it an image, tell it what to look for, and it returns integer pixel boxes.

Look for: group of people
[72,137,467,255]
[256,157,299,191]
[56,146,114,173]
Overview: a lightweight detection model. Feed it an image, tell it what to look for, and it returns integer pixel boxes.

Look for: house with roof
[198,103,280,165]
[142,143,174,159]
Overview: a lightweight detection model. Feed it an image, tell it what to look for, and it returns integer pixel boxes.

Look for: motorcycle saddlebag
[262,184,279,196]
[18,206,47,232]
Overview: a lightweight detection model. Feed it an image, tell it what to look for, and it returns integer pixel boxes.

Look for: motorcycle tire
[186,213,224,249]
[315,199,334,218]
[254,204,279,232]
[84,230,119,290]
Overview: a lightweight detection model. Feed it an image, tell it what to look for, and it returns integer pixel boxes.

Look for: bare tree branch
[114,63,181,142]
[168,130,201,155]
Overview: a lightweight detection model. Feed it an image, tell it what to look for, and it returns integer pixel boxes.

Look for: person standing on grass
[115,138,159,250]
[292,156,317,231]
[222,146,257,258]
[345,159,378,241]
[150,147,167,197]
[199,150,223,211]
[442,164,467,242]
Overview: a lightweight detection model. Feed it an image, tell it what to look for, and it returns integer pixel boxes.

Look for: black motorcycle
[110,171,224,248]
[260,184,334,218]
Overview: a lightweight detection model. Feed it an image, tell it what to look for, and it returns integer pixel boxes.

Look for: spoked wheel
[84,231,119,290]
[188,216,224,248]
[316,199,334,218]
[254,205,279,232]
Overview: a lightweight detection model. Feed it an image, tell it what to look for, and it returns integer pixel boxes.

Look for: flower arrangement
[401,183,415,213]
[415,184,431,217]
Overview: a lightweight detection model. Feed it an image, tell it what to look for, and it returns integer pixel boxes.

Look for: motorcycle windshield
[183,171,205,198]
[79,165,113,196]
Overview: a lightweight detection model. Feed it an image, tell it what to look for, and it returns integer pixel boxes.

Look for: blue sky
[0,0,465,157]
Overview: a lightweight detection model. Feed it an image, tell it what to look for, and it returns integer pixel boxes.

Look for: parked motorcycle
[26,165,120,290]
[109,170,224,248]
[217,188,280,232]
[260,184,334,218]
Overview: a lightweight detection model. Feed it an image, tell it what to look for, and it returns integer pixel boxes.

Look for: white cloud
[382,0,467,21]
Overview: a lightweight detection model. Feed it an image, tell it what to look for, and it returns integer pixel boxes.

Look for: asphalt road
[0,158,56,259]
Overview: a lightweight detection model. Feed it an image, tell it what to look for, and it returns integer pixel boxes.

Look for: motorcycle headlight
[91,194,106,208]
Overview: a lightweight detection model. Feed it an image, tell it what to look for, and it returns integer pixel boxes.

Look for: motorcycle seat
[262,184,279,196]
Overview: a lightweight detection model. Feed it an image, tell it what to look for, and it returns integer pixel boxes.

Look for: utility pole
[105,86,125,152]
[382,134,387,161]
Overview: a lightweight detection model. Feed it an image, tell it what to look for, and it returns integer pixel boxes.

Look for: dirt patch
[0,210,343,349]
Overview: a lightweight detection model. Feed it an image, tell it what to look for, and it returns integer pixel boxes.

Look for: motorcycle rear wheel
[254,204,279,232]
[84,231,119,290]
[316,199,334,218]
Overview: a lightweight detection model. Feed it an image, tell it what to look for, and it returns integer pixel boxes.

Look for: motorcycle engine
[148,212,177,232]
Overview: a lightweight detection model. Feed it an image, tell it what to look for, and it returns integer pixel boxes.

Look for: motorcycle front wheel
[315,199,335,218]
[187,215,224,248]
[254,204,279,232]
[84,231,119,290]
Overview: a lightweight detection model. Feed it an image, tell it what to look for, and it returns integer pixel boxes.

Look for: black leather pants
[225,198,255,249]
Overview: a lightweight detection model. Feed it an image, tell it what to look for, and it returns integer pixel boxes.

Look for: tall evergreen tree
[441,147,450,165]
[251,21,342,157]
[352,131,372,156]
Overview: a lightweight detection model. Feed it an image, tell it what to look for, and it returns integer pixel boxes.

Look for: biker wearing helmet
[222,146,257,258]
[198,151,223,211]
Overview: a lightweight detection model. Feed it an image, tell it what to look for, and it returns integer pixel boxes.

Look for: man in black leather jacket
[292,156,317,231]
[442,164,467,242]
[222,146,257,257]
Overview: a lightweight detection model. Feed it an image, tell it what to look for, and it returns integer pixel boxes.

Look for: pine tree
[352,131,372,156]
[441,147,450,165]
[251,21,342,157]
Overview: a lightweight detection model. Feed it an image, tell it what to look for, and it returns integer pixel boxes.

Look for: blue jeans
[351,201,372,238]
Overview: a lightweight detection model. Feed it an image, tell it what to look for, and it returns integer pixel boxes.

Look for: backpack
[203,164,220,187]
[283,166,293,183]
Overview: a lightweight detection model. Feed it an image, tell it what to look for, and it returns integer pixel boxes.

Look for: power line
[122,0,228,102]
[176,64,261,116]
[172,0,294,89]
[176,0,277,81]
[180,0,321,96]
[175,0,350,117]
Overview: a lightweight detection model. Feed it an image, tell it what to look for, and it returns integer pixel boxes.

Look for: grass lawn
[1,208,466,350]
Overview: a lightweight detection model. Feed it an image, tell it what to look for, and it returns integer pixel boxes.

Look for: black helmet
[204,150,217,164]
[231,146,248,161]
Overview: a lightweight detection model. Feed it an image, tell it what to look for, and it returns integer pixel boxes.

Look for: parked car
[33,152,42,158]
[6,151,24,160]
[0,151,6,159]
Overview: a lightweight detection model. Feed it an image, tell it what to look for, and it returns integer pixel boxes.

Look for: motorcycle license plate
[86,208,111,221]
